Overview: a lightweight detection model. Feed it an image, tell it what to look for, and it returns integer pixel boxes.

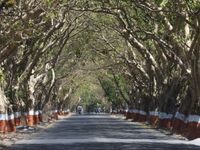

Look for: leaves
[160,0,169,7]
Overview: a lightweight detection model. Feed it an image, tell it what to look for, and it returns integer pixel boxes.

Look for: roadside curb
[111,114,188,141]
[0,113,72,149]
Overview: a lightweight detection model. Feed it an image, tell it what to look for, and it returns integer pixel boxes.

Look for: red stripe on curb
[14,117,21,126]
[149,115,159,126]
[0,119,6,133]
[159,118,171,129]
[26,115,34,126]
[6,119,16,132]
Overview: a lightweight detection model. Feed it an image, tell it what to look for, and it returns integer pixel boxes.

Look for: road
[8,114,200,150]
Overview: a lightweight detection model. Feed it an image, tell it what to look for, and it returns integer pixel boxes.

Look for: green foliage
[16,89,24,98]
[74,82,105,110]
[154,0,168,7]
[187,0,200,11]
[99,74,128,108]
[160,0,169,7]
[4,0,15,7]
[100,78,117,103]
[4,89,12,98]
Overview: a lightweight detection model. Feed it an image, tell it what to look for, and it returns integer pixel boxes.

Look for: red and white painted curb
[123,109,200,139]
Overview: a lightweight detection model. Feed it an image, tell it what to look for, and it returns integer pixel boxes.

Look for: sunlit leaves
[160,0,169,7]
[187,0,200,12]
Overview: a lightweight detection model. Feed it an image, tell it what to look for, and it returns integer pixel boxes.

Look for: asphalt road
[8,114,200,150]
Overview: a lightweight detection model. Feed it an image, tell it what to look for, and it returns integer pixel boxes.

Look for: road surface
[8,114,200,150]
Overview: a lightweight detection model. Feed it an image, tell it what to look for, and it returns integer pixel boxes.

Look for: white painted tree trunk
[28,73,45,108]
[0,87,8,112]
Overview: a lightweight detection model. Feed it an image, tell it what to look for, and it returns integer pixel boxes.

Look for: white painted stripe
[129,109,149,115]
[0,114,6,120]
[29,110,34,115]
[150,111,159,116]
[34,111,39,115]
[139,110,146,115]
[133,109,139,113]
[15,112,21,118]
[16,138,192,145]
[5,114,8,120]
[187,115,200,123]
[158,112,173,119]
[8,114,14,120]
[128,109,138,113]
[128,109,139,113]
[175,112,186,121]
[149,111,200,123]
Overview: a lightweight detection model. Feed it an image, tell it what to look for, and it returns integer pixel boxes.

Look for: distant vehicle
[77,105,83,115]
[95,107,101,114]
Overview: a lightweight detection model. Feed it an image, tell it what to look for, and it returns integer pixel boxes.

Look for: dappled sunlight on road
[8,115,200,150]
